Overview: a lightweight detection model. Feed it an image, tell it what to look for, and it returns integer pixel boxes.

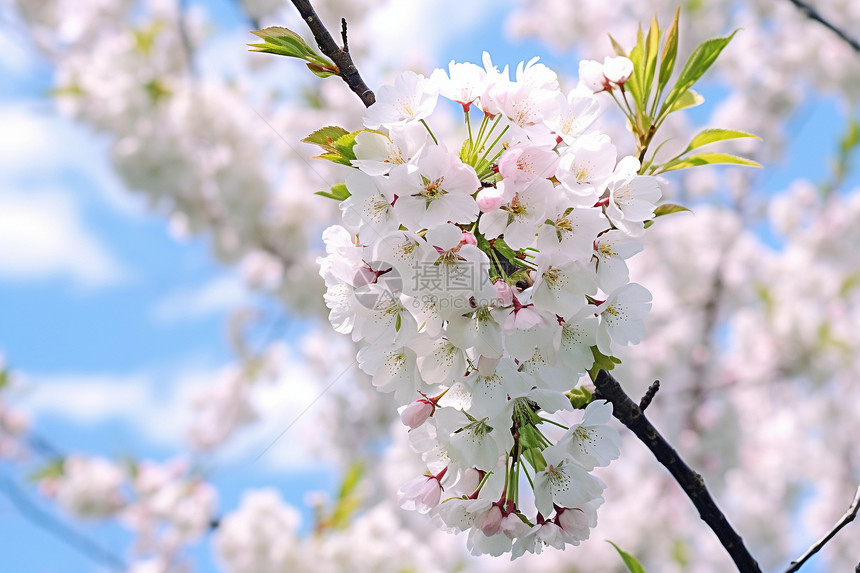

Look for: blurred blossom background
[0,0,859,571]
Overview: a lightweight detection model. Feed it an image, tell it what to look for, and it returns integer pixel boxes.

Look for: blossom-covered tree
[1,0,859,572]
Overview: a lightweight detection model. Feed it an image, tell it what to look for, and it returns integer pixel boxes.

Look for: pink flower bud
[400,399,434,429]
[460,231,478,246]
[475,504,503,536]
[494,280,514,306]
[397,475,443,514]
[603,56,633,85]
[557,507,591,539]
[579,59,609,93]
[476,187,504,212]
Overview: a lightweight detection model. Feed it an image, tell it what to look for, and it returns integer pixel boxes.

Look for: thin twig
[784,0,860,54]
[784,485,860,573]
[593,370,762,573]
[639,380,660,411]
[340,18,349,52]
[289,0,375,107]
[0,472,127,571]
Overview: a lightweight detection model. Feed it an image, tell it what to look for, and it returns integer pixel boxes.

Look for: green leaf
[328,462,364,529]
[306,62,339,78]
[683,128,760,154]
[314,152,353,166]
[667,89,704,113]
[519,424,545,450]
[658,8,680,91]
[302,126,350,153]
[626,35,645,113]
[608,34,628,57]
[0,368,7,391]
[491,237,524,267]
[662,152,761,172]
[248,27,334,69]
[333,131,360,162]
[567,387,593,409]
[642,15,661,100]
[29,459,65,482]
[608,541,648,573]
[660,30,738,118]
[587,346,621,380]
[653,203,692,217]
[522,447,547,473]
[315,183,351,201]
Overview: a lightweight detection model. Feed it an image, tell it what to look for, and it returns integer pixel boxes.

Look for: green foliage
[303,126,349,150]
[660,152,761,172]
[666,88,704,113]
[315,183,351,201]
[29,458,65,482]
[566,386,593,409]
[682,128,760,154]
[248,27,339,78]
[302,126,366,167]
[644,202,692,228]
[608,541,649,573]
[0,368,7,391]
[825,115,860,194]
[520,425,548,473]
[657,11,679,91]
[587,347,621,381]
[658,30,737,118]
[610,10,759,174]
[653,203,692,217]
[322,462,365,530]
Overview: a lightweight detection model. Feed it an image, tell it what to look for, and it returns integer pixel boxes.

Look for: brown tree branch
[289,0,376,107]
[784,485,860,573]
[593,370,762,573]
[785,0,860,54]
[638,380,660,411]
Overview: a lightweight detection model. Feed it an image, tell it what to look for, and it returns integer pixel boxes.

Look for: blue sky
[0,1,856,571]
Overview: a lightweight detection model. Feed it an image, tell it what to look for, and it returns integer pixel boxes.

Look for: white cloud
[0,105,143,215]
[0,188,127,286]
[19,349,342,472]
[151,275,251,323]
[365,0,509,73]
[21,370,197,449]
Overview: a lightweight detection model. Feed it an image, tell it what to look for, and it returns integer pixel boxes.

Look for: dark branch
[785,0,860,54]
[0,472,127,571]
[639,380,660,411]
[593,370,762,573]
[289,0,376,107]
[340,18,349,52]
[784,485,860,573]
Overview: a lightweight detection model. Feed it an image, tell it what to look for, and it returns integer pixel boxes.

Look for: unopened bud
[578,59,610,93]
[460,231,478,246]
[400,399,434,429]
[475,504,503,536]
[494,280,514,306]
[603,56,633,85]
[476,187,504,212]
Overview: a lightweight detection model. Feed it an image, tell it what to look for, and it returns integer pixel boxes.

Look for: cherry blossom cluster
[38,455,217,570]
[318,54,661,558]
